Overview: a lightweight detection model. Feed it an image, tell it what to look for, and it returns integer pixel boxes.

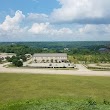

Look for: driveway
[76,64,91,71]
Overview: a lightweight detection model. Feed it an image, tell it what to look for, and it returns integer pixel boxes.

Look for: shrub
[12,59,23,67]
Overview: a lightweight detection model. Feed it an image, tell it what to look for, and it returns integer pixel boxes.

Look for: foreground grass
[0,73,110,109]
[1,99,110,110]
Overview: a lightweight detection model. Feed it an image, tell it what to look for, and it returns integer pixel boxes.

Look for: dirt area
[0,62,110,76]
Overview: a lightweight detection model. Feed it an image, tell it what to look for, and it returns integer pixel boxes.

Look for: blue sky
[0,0,59,14]
[0,0,110,41]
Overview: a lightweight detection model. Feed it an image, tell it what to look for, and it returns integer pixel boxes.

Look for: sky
[0,0,110,41]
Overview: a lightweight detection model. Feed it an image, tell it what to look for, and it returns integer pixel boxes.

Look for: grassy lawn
[0,73,110,109]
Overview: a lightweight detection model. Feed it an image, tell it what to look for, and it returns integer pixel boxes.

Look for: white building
[33,53,68,63]
[28,62,75,68]
[27,53,75,68]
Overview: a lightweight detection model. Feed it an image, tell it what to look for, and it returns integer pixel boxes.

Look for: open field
[0,73,110,109]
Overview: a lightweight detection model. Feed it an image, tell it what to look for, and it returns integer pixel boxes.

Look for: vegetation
[0,42,110,64]
[1,98,110,110]
[0,42,110,109]
[0,41,110,55]
[0,73,110,109]
[87,66,110,71]
[12,59,23,67]
[0,44,39,55]
[6,55,26,67]
[68,54,110,64]
[0,41,109,49]
[0,58,2,63]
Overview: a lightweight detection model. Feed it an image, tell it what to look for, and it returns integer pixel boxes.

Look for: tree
[16,60,23,67]
[12,59,23,67]
[20,55,27,62]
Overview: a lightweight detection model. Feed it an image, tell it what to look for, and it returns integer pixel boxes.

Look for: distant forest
[0,41,110,55]
[0,41,110,49]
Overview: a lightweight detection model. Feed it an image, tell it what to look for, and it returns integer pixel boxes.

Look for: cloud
[28,22,50,34]
[0,10,26,40]
[27,13,48,23]
[0,10,110,41]
[79,24,110,34]
[0,10,25,31]
[28,22,73,36]
[51,28,73,36]
[51,0,110,24]
[77,24,110,41]
[0,10,73,40]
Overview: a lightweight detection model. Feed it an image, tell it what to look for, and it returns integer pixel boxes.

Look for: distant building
[99,48,110,53]
[29,62,75,68]
[33,53,67,63]
[64,48,69,51]
[29,53,75,68]
[43,48,48,50]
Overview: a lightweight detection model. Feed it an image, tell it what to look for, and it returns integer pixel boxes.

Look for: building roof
[33,53,67,57]
[99,48,110,53]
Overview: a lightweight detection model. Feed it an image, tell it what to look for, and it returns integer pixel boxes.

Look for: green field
[0,73,110,109]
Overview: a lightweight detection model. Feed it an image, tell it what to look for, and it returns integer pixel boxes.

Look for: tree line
[0,44,110,65]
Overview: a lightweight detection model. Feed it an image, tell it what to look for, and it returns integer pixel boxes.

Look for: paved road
[76,64,91,71]
[0,63,110,76]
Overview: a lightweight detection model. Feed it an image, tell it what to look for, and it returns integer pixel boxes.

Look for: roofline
[33,53,67,57]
